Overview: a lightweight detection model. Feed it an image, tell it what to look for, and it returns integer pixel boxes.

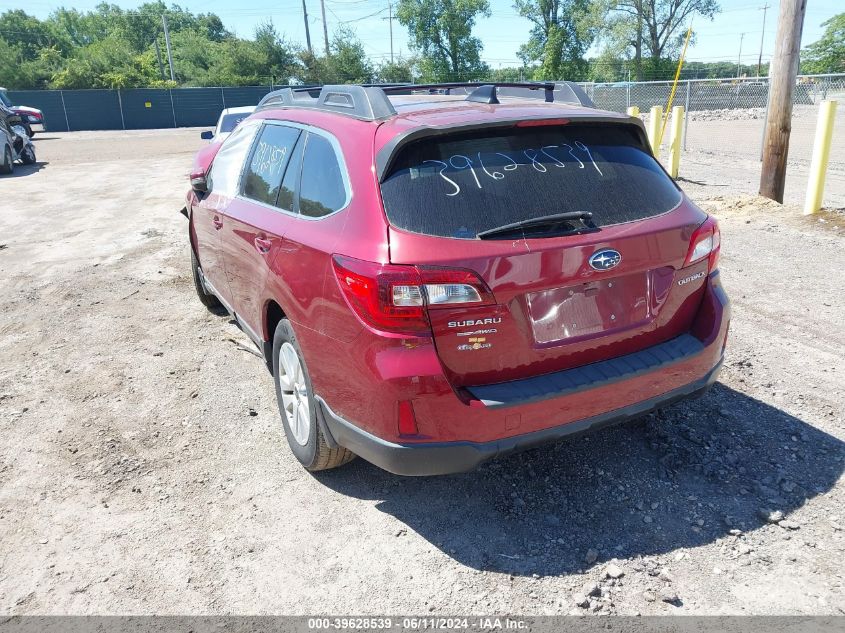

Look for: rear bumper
[309,269,729,476]
[319,358,722,476]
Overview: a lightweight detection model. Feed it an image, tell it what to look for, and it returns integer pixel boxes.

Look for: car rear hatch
[376,120,714,386]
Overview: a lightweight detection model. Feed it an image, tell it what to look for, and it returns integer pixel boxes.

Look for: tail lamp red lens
[331,255,495,335]
[684,216,721,271]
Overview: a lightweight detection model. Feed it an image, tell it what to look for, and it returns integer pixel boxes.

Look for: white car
[200,106,255,143]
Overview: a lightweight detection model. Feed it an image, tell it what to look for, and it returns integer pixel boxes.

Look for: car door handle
[254,237,272,254]
[212,217,223,230]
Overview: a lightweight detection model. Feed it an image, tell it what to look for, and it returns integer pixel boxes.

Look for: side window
[208,121,260,197]
[299,133,348,218]
[277,134,305,212]
[242,124,301,206]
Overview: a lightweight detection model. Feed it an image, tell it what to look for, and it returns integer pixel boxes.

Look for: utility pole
[301,0,313,55]
[757,3,770,78]
[388,2,394,64]
[759,0,807,203]
[162,14,176,82]
[154,38,165,81]
[319,0,329,56]
[382,2,396,64]
[737,32,745,78]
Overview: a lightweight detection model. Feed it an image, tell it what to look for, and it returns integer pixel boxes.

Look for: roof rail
[255,81,595,121]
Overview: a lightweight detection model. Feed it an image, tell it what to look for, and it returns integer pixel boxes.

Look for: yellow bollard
[647,105,663,155]
[627,106,640,117]
[668,106,684,178]
[804,100,838,215]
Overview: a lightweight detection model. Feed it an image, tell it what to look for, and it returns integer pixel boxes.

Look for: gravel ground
[0,129,843,615]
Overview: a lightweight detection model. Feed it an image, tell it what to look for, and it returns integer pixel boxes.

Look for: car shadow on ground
[6,161,47,177]
[316,383,845,577]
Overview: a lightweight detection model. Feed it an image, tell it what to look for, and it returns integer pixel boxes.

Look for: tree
[375,56,417,83]
[325,27,374,83]
[396,0,491,81]
[254,20,299,84]
[514,0,596,81]
[801,13,845,75]
[597,0,718,80]
[292,28,373,85]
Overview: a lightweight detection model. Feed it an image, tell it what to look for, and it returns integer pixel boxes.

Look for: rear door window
[242,124,301,206]
[379,124,682,239]
[298,133,348,218]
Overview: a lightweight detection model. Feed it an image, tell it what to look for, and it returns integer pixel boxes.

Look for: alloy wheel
[277,341,310,446]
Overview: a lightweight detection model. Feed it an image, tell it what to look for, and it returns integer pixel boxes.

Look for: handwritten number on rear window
[426,142,603,198]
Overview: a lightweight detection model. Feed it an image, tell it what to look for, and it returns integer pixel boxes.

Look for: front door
[219,122,303,337]
[193,120,261,307]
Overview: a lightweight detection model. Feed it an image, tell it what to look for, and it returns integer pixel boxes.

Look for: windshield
[219,112,251,133]
[380,123,682,239]
[0,91,12,107]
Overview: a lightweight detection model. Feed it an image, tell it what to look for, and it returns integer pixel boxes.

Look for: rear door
[219,122,302,338]
[192,121,260,307]
[380,121,709,385]
[267,130,352,334]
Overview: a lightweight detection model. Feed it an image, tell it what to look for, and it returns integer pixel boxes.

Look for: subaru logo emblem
[588,249,622,271]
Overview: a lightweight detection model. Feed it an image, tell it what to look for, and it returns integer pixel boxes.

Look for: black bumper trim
[316,358,722,477]
[467,334,704,408]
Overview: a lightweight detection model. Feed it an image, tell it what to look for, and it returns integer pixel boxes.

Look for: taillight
[332,255,495,335]
[684,216,721,271]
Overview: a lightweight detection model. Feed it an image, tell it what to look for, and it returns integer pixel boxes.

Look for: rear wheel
[272,318,355,471]
[0,147,12,174]
[190,248,222,310]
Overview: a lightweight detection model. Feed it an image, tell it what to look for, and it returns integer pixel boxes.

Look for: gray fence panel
[172,88,224,128]
[6,90,69,132]
[61,90,123,131]
[222,86,269,109]
[121,89,175,129]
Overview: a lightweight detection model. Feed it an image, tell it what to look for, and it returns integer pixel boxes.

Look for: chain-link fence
[581,74,845,169]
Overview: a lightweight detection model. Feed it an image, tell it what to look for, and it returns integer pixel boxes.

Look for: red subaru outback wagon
[183,82,729,476]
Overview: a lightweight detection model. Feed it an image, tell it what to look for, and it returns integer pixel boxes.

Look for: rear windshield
[380,124,681,239]
[219,112,250,133]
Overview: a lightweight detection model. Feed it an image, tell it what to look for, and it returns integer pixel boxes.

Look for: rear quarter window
[379,123,682,239]
[298,133,348,218]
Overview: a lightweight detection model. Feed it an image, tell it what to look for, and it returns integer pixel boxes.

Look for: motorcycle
[11,124,36,165]
[0,120,36,175]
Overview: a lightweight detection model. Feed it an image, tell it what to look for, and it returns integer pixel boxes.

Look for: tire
[21,145,35,165]
[272,318,356,471]
[190,248,222,310]
[0,147,12,175]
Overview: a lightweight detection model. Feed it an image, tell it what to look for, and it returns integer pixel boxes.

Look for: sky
[7,0,843,70]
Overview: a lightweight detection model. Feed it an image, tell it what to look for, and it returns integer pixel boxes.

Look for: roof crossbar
[256,81,595,121]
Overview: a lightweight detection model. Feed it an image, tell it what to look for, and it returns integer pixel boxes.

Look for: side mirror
[200,130,214,140]
[190,170,208,193]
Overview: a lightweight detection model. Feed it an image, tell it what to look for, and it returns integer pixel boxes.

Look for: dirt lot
[0,129,844,616]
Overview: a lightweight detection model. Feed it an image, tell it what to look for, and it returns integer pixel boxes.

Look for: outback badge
[588,249,622,271]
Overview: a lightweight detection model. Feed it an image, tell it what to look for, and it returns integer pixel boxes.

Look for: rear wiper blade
[477,212,596,239]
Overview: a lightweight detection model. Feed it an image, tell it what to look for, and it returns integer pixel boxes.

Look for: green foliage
[514,0,596,81]
[595,0,719,81]
[324,27,374,84]
[396,0,491,81]
[0,5,289,89]
[801,13,845,75]
[375,56,417,83]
